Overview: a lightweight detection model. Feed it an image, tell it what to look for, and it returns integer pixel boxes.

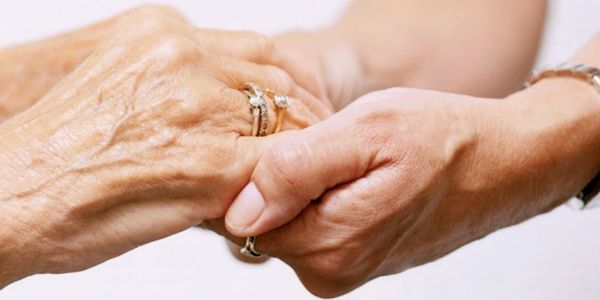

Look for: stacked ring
[243,82,269,137]
[240,236,261,257]
[264,89,290,134]
[239,82,291,258]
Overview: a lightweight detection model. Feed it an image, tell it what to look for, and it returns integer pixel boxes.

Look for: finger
[224,109,376,237]
[193,29,281,65]
[230,91,319,137]
[262,166,408,297]
[192,29,334,119]
[205,53,332,121]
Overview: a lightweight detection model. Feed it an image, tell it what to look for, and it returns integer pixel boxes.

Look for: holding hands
[220,78,600,296]
[0,5,328,286]
[2,1,600,298]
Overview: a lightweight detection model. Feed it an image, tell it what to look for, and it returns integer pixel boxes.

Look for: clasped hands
[1,5,599,298]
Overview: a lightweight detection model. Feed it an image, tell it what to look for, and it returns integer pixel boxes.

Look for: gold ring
[239,83,291,258]
[241,82,267,257]
[240,236,262,257]
[264,89,290,134]
[243,83,269,137]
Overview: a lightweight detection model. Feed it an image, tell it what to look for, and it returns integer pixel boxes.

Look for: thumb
[225,113,374,237]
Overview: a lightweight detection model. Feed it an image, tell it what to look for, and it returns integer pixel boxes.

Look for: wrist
[506,77,600,205]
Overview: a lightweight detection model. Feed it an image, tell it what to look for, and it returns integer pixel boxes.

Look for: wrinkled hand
[0,5,188,120]
[0,5,331,121]
[0,7,330,286]
[215,81,600,297]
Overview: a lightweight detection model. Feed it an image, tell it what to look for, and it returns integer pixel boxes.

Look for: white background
[1,1,599,299]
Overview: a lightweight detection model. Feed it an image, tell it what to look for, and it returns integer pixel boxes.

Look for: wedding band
[241,82,267,257]
[244,90,264,137]
[240,236,262,257]
[264,89,290,134]
[239,83,292,258]
[243,83,269,137]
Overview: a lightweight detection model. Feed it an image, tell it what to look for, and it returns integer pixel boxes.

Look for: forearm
[503,79,600,214]
[343,0,546,94]
[0,13,126,287]
[468,43,600,232]
[504,37,600,209]
[0,110,99,287]
[275,0,546,110]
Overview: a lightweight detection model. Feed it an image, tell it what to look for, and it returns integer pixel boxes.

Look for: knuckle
[149,34,201,62]
[263,142,311,200]
[350,100,402,149]
[243,30,275,59]
[127,4,185,22]
[119,5,185,37]
[265,65,294,94]
[130,17,170,37]
[130,4,169,16]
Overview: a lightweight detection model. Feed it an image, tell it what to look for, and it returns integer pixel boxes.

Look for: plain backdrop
[1,1,599,299]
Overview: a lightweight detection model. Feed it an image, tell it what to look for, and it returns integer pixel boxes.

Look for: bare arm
[275,0,547,110]
[0,2,546,119]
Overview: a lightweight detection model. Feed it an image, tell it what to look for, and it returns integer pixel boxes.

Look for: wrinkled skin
[0,6,331,286]
[0,5,330,122]
[0,6,187,121]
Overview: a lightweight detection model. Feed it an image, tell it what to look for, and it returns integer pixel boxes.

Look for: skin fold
[0,6,330,287]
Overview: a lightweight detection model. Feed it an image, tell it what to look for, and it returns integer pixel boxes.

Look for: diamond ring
[264,89,290,134]
[243,83,269,137]
[239,82,292,258]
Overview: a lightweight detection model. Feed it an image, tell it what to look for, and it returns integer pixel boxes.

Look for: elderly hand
[1,5,331,121]
[0,5,189,120]
[219,77,600,297]
[0,7,330,287]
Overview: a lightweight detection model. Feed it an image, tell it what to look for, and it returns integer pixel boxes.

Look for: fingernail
[226,182,265,230]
